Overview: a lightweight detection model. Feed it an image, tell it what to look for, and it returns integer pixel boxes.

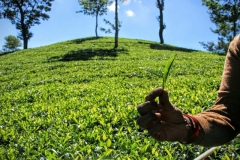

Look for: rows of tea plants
[1,37,239,159]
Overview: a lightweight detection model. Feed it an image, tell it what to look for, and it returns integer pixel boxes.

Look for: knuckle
[148,128,155,136]
[136,117,145,127]
[137,104,145,115]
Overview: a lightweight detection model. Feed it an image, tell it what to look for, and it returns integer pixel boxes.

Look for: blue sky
[0,0,218,51]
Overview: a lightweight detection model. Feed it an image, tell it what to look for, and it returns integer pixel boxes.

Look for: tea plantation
[1,37,239,159]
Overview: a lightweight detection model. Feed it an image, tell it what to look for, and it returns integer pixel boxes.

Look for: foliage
[2,35,21,52]
[200,0,240,54]
[0,37,239,159]
[162,54,176,90]
[0,0,54,49]
[100,19,122,34]
[77,0,110,37]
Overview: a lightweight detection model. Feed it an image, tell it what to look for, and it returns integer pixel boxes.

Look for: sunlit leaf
[107,139,111,147]
[0,37,230,159]
[152,147,155,154]
[165,148,172,159]
[162,54,177,90]
[102,133,107,141]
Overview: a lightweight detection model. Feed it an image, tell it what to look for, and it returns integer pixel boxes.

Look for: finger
[137,101,159,116]
[137,113,161,129]
[145,88,170,105]
[145,88,174,112]
[145,88,164,101]
[148,122,167,141]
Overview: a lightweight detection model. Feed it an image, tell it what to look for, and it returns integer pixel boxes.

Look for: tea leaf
[99,149,113,159]
[165,148,173,159]
[102,133,107,141]
[0,37,229,159]
[152,148,156,154]
[162,54,177,90]
[107,139,111,147]
[139,67,162,77]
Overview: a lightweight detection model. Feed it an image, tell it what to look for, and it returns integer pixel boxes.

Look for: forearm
[191,35,240,147]
[194,104,240,147]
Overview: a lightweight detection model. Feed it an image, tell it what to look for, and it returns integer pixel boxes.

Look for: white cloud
[108,2,119,12]
[126,10,135,17]
[133,0,141,3]
[122,0,131,5]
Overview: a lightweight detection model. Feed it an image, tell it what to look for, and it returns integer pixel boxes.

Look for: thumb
[159,89,174,112]
[145,88,174,112]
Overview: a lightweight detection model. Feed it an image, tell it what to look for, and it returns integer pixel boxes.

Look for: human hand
[137,88,192,142]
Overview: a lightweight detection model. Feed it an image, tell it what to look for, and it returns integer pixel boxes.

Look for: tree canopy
[77,0,110,37]
[0,0,54,49]
[2,35,21,52]
[201,0,240,54]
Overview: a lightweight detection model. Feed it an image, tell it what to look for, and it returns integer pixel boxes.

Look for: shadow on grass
[0,51,14,56]
[75,36,103,44]
[137,41,197,52]
[48,48,129,61]
[149,43,197,52]
[150,43,228,56]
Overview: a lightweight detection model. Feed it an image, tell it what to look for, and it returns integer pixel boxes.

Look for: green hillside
[0,37,238,159]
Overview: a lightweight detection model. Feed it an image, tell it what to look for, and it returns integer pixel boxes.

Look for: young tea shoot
[141,54,176,90]
[162,54,177,90]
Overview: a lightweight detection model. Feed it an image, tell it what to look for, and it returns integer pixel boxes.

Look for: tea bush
[0,37,239,159]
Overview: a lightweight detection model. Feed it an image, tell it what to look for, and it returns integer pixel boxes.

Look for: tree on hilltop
[114,0,119,48]
[2,35,21,52]
[113,0,126,49]
[0,0,54,49]
[77,0,110,37]
[200,0,240,54]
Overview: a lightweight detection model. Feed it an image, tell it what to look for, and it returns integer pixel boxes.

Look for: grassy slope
[0,37,238,159]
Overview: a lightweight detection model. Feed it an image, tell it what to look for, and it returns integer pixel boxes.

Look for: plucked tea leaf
[162,54,177,89]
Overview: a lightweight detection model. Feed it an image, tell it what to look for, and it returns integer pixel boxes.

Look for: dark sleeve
[192,35,240,147]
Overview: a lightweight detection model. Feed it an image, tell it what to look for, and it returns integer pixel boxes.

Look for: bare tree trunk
[15,0,28,49]
[95,13,98,37]
[159,7,164,44]
[23,37,28,49]
[114,0,118,49]
[157,0,165,44]
[21,22,28,49]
